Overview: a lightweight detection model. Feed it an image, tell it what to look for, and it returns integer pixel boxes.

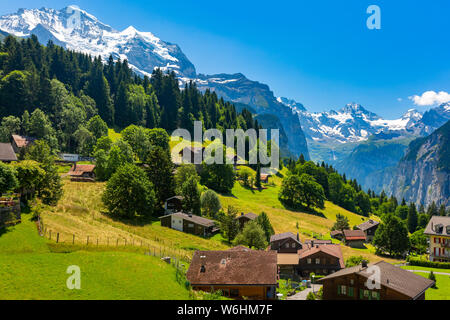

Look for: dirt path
[286,284,323,300]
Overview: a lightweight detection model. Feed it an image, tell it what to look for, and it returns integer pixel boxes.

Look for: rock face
[386,120,450,208]
[0,7,310,159]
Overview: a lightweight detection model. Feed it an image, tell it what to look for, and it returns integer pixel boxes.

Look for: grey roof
[356,219,380,231]
[424,216,450,236]
[0,143,17,162]
[319,261,435,299]
[236,212,258,221]
[159,212,216,228]
[270,232,300,244]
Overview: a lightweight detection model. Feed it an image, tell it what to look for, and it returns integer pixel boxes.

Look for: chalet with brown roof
[0,143,18,163]
[424,216,450,262]
[11,135,36,153]
[297,244,344,277]
[276,242,344,280]
[68,164,96,182]
[304,239,333,247]
[343,229,366,248]
[186,248,278,300]
[235,212,258,230]
[164,196,184,214]
[356,219,379,242]
[270,232,302,253]
[318,261,435,300]
[159,212,218,237]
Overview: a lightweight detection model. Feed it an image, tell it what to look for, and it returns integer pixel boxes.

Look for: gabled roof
[187,249,278,286]
[319,261,435,300]
[270,232,298,243]
[68,164,96,176]
[357,219,380,232]
[298,244,345,268]
[424,216,450,236]
[343,229,366,241]
[166,196,184,202]
[236,212,258,221]
[11,135,36,149]
[277,253,300,265]
[0,143,18,162]
[159,212,216,228]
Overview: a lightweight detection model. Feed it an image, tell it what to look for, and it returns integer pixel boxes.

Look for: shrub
[407,256,450,269]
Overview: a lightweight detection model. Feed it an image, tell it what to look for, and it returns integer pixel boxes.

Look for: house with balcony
[424,216,450,263]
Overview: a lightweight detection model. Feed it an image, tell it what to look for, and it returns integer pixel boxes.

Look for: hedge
[407,256,450,269]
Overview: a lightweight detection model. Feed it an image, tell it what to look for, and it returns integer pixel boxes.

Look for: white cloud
[397,98,403,102]
[409,91,450,106]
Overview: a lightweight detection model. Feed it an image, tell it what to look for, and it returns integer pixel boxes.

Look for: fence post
[116,238,119,247]
[73,234,75,245]
[49,230,52,240]
[56,233,59,243]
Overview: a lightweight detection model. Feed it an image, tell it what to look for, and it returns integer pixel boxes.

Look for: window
[350,279,354,285]
[340,285,347,295]
[315,258,320,265]
[307,258,312,264]
[364,290,369,298]
[371,291,379,300]
[285,243,290,248]
[292,243,296,248]
[348,287,354,297]
[188,223,194,228]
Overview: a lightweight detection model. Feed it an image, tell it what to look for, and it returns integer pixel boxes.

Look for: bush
[406,256,450,269]
[306,292,316,300]
[428,271,437,288]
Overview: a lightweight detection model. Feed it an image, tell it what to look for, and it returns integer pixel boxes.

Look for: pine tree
[407,203,418,233]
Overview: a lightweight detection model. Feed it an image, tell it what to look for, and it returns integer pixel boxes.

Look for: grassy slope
[219,167,394,264]
[0,214,190,300]
[41,180,229,254]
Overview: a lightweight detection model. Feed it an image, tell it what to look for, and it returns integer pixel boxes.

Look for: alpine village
[0,7,449,301]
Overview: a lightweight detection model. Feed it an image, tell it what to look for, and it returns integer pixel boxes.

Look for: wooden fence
[38,219,193,263]
[0,193,21,228]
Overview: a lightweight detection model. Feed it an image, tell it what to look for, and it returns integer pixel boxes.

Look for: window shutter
[359,289,363,299]
[338,286,341,295]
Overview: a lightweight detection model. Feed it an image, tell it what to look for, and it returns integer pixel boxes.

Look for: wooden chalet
[0,143,18,163]
[11,135,36,153]
[318,261,435,300]
[164,196,184,214]
[343,229,367,248]
[186,247,278,300]
[68,164,96,182]
[235,212,258,230]
[330,230,344,240]
[276,242,344,280]
[159,212,218,236]
[270,232,303,253]
[356,219,379,242]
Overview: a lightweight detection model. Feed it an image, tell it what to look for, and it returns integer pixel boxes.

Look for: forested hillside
[0,35,260,154]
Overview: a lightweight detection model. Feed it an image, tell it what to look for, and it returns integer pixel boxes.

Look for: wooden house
[186,247,278,300]
[330,230,344,240]
[318,261,435,300]
[296,244,344,277]
[0,143,18,163]
[11,135,36,153]
[68,164,96,182]
[356,219,379,242]
[164,196,184,214]
[235,212,258,230]
[343,230,366,248]
[270,232,302,253]
[159,212,217,237]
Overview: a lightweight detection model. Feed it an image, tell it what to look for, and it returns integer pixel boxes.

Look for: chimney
[310,240,314,248]
[362,260,368,268]
[200,265,206,273]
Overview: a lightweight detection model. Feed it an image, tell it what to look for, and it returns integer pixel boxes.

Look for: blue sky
[1,0,449,118]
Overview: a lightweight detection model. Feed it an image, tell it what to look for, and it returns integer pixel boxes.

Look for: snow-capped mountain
[0,6,196,78]
[276,97,307,112]
[277,98,425,143]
